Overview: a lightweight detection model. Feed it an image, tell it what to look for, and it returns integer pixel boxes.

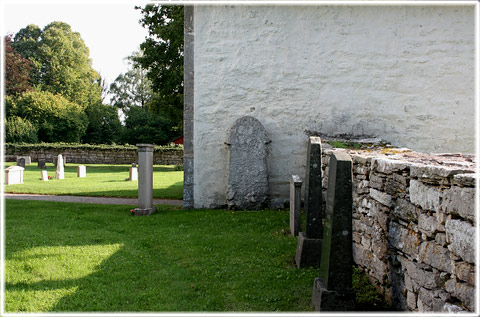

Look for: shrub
[83,103,123,144]
[4,116,38,143]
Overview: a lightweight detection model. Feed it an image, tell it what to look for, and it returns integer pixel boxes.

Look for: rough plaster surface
[193,5,475,208]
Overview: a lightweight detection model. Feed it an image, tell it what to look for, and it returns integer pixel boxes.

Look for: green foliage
[328,140,362,149]
[9,90,88,143]
[83,103,123,145]
[4,117,38,143]
[5,35,33,96]
[134,5,184,130]
[109,53,153,111]
[353,266,393,311]
[12,22,101,109]
[122,106,176,145]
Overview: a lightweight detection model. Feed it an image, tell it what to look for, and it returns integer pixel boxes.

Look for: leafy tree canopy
[134,5,184,130]
[5,35,33,96]
[83,103,123,145]
[12,22,101,109]
[9,90,88,143]
[122,106,176,145]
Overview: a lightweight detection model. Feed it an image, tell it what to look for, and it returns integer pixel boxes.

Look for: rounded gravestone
[226,116,269,210]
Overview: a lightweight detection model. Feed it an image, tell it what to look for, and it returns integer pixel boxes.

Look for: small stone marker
[134,144,156,216]
[17,156,31,165]
[38,159,46,169]
[5,166,24,185]
[55,154,65,179]
[129,164,138,181]
[290,175,302,236]
[312,151,355,311]
[17,158,26,168]
[41,170,48,181]
[226,116,269,210]
[295,137,323,268]
[77,165,86,178]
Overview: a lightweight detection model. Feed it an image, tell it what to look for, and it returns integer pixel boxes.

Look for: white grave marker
[77,165,86,178]
[5,166,24,185]
[56,154,65,179]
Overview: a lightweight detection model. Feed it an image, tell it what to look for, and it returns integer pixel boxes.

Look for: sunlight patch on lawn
[5,243,123,312]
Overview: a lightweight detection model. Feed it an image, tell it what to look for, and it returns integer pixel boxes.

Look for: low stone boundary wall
[4,144,183,166]
[321,147,476,313]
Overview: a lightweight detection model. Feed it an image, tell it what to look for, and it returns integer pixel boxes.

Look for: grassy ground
[5,200,392,313]
[3,162,183,199]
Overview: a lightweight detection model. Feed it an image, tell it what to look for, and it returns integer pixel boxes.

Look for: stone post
[56,154,64,179]
[312,151,355,311]
[295,136,323,268]
[290,175,303,236]
[134,144,156,216]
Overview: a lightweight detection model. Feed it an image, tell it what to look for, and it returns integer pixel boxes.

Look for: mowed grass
[3,162,183,199]
[5,200,318,312]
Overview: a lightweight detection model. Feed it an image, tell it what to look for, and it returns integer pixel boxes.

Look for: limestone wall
[190,5,475,208]
[4,145,183,166]
[321,148,476,312]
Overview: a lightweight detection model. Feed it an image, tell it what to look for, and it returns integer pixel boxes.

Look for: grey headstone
[18,156,31,165]
[290,175,303,236]
[313,151,355,311]
[17,158,26,168]
[134,144,156,216]
[37,159,46,169]
[226,116,269,210]
[132,163,136,168]
[305,136,323,239]
[55,154,64,179]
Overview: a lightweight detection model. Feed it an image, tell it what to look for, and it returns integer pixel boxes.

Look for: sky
[1,0,150,88]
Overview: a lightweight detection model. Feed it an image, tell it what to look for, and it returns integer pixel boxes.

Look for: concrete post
[135,144,157,216]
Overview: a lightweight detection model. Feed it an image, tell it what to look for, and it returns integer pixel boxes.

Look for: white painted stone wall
[193,5,475,208]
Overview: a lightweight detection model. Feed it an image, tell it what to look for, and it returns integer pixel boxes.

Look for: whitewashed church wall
[192,5,475,208]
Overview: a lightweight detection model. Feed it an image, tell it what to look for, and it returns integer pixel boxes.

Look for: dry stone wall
[5,145,183,166]
[321,148,476,313]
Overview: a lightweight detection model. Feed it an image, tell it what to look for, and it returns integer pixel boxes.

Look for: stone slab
[17,158,26,168]
[41,170,48,181]
[226,116,268,210]
[37,159,46,169]
[77,165,86,178]
[312,278,356,311]
[56,154,64,179]
[304,136,323,239]
[295,232,322,268]
[290,175,302,236]
[17,156,31,165]
[129,167,138,181]
[5,166,24,185]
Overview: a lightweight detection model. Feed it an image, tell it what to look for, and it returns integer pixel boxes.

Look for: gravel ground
[4,193,183,206]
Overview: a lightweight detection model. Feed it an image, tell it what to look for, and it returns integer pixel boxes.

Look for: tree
[122,106,176,145]
[12,22,101,109]
[5,35,33,96]
[9,90,88,143]
[83,103,123,144]
[134,5,184,129]
[109,55,153,112]
[4,116,38,143]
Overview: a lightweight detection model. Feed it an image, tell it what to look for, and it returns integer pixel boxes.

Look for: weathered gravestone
[77,165,86,178]
[41,170,48,181]
[295,136,323,268]
[134,144,156,216]
[290,175,302,236]
[5,166,24,185]
[37,159,46,170]
[17,156,31,165]
[312,151,355,311]
[17,158,26,168]
[56,154,65,179]
[226,116,269,210]
[129,163,138,181]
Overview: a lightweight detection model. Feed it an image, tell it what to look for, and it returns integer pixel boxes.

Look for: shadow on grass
[69,181,183,199]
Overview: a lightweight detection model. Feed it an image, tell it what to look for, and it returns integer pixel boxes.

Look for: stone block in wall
[410,164,470,184]
[454,261,475,285]
[435,233,447,247]
[406,290,417,310]
[445,279,475,311]
[409,180,441,212]
[371,157,409,174]
[369,173,385,190]
[388,221,421,255]
[442,186,475,222]
[393,198,418,223]
[453,173,476,187]
[418,241,453,273]
[369,201,389,233]
[370,188,392,207]
[355,179,370,194]
[445,219,475,264]
[405,261,440,290]
[418,213,445,238]
[417,287,448,312]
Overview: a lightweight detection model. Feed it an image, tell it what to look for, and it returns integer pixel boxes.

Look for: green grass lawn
[3,162,183,199]
[5,200,391,313]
